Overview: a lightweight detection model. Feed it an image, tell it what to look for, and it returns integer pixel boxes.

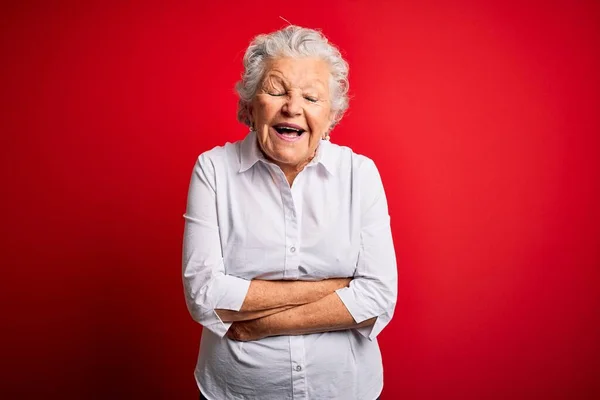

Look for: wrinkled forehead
[262,57,331,90]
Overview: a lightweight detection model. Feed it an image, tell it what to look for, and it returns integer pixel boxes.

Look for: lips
[273,123,306,136]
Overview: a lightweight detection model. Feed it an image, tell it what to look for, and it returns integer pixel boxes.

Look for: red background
[2,1,599,398]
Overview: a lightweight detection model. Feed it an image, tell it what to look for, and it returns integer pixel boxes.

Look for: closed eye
[269,92,286,97]
[304,96,318,103]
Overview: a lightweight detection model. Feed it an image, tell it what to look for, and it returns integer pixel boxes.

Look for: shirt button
[295,365,302,372]
[290,246,296,253]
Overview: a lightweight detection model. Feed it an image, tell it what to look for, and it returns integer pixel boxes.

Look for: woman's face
[250,57,334,172]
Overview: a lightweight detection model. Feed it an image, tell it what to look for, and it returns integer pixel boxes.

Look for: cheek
[306,109,331,131]
[253,99,279,122]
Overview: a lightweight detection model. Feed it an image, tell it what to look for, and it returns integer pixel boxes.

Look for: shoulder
[324,141,380,179]
[195,139,242,172]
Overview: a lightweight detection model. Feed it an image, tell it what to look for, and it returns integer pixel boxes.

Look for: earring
[324,132,331,141]
[249,122,254,132]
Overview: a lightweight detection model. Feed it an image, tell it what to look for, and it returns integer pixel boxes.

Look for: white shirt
[182,131,397,400]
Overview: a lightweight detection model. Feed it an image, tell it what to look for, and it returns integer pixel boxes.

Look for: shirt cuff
[201,275,251,338]
[354,316,386,340]
[200,309,233,338]
[335,287,383,341]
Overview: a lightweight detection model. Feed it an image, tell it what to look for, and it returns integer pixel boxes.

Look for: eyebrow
[262,72,327,91]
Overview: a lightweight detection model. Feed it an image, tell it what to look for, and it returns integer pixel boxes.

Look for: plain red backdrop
[1,1,599,398]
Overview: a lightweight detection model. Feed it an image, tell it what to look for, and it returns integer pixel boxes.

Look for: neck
[257,143,318,186]
[280,167,301,186]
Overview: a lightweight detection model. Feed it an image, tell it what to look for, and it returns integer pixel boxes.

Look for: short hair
[235,25,349,127]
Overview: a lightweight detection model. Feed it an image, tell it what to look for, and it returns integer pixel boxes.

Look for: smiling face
[249,57,334,174]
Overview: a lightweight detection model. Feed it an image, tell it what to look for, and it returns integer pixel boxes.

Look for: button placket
[274,167,300,280]
[290,335,307,399]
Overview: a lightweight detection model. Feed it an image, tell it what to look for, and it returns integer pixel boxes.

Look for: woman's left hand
[227,318,270,341]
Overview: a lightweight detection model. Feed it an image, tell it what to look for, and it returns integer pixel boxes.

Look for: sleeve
[335,159,398,340]
[182,153,251,337]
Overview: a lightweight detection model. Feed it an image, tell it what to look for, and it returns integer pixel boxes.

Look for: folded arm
[227,291,376,341]
[215,278,351,322]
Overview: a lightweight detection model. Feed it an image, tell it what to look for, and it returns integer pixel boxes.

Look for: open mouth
[273,123,306,137]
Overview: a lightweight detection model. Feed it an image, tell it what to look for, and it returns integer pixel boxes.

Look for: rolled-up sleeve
[335,159,398,340]
[182,154,251,337]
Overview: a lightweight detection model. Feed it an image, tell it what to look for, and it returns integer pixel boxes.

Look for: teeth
[276,126,301,130]
[276,126,304,137]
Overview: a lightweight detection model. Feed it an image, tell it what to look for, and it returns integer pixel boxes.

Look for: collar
[238,130,337,176]
[238,130,264,173]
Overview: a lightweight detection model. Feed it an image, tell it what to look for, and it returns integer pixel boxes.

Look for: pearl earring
[324,132,331,141]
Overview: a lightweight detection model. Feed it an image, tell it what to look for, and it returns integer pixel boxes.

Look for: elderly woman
[182,25,397,400]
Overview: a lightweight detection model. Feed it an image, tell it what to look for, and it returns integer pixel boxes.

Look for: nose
[281,92,303,117]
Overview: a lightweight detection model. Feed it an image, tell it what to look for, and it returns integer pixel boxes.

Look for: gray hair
[235,25,349,127]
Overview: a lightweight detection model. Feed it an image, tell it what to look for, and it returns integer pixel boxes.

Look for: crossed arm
[215,278,350,322]
[215,278,376,341]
